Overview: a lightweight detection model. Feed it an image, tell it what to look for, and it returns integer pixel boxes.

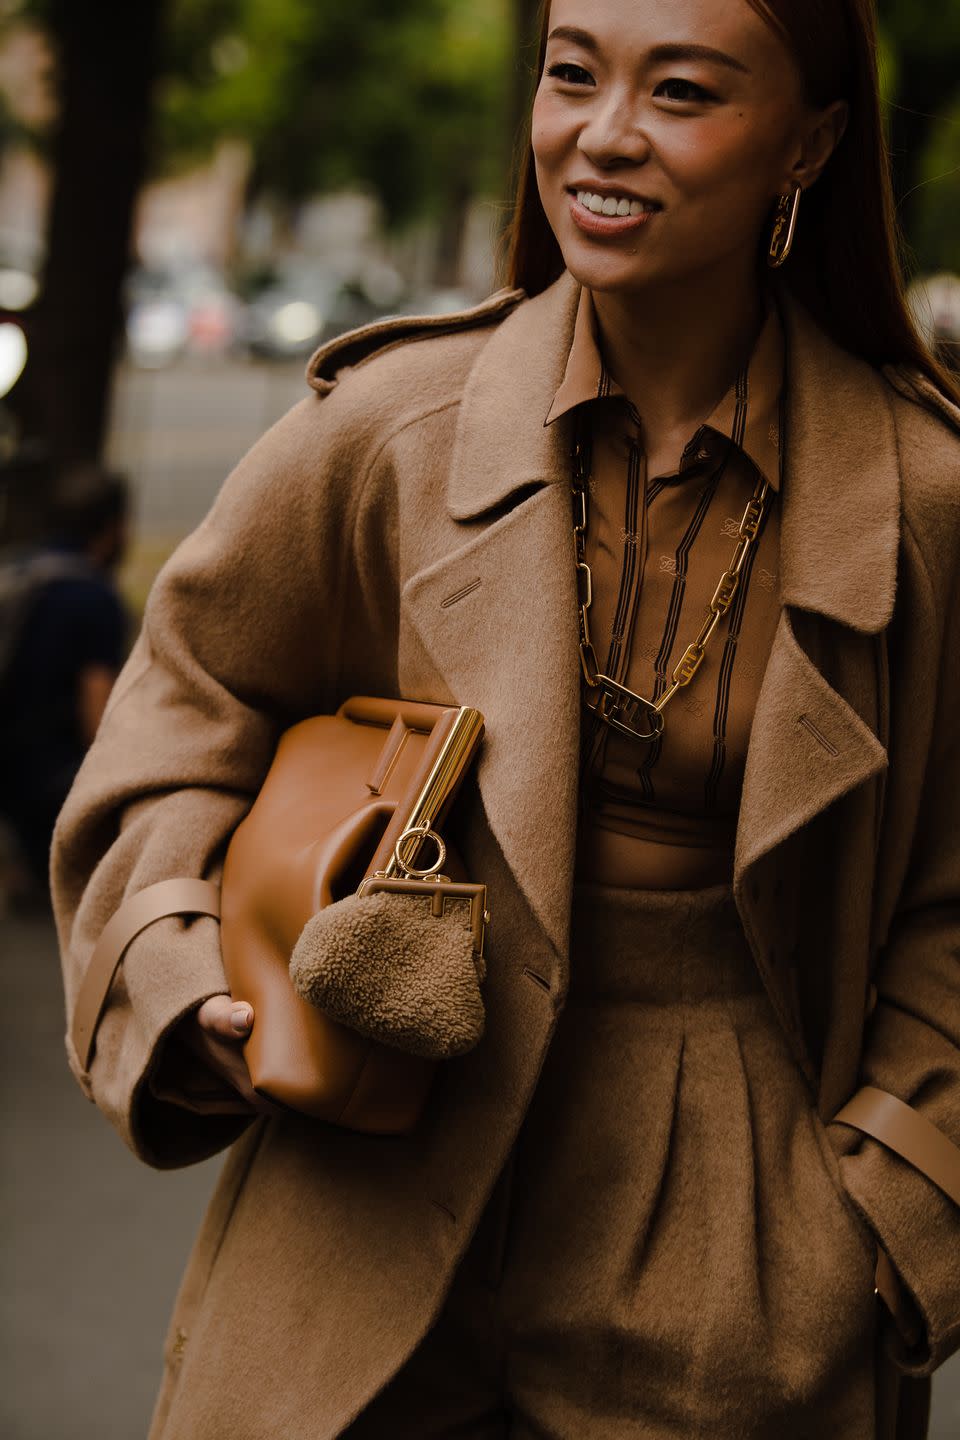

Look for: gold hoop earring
[767,183,802,268]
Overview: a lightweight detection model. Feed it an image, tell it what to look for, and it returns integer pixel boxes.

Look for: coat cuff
[68,912,253,1168]
[146,1021,260,1118]
[828,1086,960,1377]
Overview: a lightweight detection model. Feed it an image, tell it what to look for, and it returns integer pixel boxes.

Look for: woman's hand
[175,996,278,1115]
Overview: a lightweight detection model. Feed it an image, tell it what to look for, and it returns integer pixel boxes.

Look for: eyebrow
[546,26,752,76]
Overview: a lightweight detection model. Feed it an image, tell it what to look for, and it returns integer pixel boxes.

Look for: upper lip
[567,181,662,207]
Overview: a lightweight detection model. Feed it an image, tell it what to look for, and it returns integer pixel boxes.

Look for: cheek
[530,93,569,168]
[661,118,778,204]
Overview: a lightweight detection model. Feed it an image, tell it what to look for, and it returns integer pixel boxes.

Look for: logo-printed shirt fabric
[544,281,785,889]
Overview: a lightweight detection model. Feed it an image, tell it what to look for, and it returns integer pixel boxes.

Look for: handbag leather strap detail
[832,1084,960,1209]
[72,878,221,1071]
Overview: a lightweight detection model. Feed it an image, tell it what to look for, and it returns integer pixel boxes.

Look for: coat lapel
[733,289,899,877]
[400,483,582,964]
[401,269,901,1004]
[401,275,584,964]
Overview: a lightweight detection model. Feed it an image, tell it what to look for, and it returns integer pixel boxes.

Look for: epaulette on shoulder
[882,361,960,440]
[306,285,526,395]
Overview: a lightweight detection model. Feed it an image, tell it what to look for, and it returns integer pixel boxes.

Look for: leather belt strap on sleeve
[71,878,222,1071]
[832,1083,960,1351]
[831,1084,960,1209]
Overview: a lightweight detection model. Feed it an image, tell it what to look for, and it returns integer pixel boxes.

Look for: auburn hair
[495,0,960,408]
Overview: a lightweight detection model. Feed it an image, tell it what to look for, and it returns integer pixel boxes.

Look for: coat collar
[446,266,900,634]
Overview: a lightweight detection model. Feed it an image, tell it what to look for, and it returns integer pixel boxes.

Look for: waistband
[567,878,764,1003]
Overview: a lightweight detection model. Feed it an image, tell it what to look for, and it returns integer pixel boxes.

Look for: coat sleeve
[827,499,960,1378]
[51,384,373,1169]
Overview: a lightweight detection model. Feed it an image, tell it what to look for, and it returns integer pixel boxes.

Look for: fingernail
[230,1005,252,1032]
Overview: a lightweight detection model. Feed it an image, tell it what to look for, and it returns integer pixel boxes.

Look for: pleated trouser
[342,879,881,1438]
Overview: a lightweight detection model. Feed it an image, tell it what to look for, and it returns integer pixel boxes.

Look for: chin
[558,245,663,295]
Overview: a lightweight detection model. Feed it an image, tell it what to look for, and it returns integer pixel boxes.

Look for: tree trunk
[433,177,472,290]
[9,0,166,464]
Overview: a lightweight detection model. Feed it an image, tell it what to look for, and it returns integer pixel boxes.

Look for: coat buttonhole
[523,967,551,992]
[797,713,840,756]
[440,577,482,608]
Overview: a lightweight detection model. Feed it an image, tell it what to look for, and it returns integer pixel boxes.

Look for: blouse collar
[543,280,785,490]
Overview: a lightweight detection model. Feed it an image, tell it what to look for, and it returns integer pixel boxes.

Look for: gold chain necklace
[571,420,771,743]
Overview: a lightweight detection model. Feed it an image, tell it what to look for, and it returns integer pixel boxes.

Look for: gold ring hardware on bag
[392,822,447,877]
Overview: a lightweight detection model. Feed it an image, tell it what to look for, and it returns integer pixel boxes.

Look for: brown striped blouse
[544,282,785,889]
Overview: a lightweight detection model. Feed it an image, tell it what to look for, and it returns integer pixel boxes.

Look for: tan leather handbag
[72,695,490,1135]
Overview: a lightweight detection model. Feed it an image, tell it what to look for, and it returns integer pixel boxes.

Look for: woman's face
[532,0,844,295]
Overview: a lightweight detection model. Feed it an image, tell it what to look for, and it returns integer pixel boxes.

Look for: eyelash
[545,62,714,103]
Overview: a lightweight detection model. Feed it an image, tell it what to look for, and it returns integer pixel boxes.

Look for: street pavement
[2,908,959,1439]
[106,358,308,538]
[2,910,221,1440]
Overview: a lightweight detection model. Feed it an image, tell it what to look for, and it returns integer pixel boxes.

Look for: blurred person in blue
[0,463,129,901]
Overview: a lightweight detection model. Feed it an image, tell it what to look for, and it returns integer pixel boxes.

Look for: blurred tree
[7,0,166,464]
[504,0,540,240]
[512,0,540,129]
[877,0,960,271]
[912,89,960,273]
[154,0,511,279]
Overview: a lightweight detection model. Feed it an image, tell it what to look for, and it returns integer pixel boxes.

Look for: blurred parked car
[239,264,405,360]
[398,287,477,317]
[238,263,339,360]
[124,265,242,368]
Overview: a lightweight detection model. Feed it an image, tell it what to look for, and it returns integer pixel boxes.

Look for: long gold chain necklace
[571,413,771,744]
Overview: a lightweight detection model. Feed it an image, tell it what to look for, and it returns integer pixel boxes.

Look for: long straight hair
[496,0,960,408]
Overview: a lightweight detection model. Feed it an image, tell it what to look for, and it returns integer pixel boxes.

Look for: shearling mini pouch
[288,887,486,1059]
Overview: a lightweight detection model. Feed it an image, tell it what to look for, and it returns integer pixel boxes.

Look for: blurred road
[1,910,222,1440]
[2,908,959,1439]
[106,358,308,538]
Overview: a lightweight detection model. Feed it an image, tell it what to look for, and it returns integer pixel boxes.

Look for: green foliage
[876,0,960,68]
[154,0,511,227]
[877,0,960,272]
[913,91,960,272]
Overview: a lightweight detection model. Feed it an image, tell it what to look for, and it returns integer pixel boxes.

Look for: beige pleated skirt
[344,879,881,1438]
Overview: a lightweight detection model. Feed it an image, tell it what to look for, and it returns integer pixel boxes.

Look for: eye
[654,77,715,103]
[546,61,594,86]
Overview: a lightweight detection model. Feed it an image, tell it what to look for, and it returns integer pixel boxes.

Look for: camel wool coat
[51,267,960,1440]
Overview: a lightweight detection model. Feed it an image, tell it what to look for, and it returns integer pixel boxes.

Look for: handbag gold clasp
[356,873,491,973]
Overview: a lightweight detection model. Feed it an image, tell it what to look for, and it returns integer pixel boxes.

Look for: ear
[782,98,849,193]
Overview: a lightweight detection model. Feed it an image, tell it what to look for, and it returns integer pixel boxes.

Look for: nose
[577,89,652,169]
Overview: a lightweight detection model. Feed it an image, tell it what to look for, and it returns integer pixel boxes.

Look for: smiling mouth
[569,188,662,217]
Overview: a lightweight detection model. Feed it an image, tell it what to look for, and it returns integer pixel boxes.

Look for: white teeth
[576,190,655,218]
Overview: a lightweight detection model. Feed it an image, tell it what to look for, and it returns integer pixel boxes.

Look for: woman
[52,0,960,1436]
